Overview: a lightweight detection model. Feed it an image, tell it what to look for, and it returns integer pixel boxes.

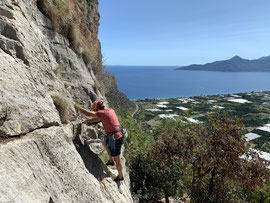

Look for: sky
[99,0,270,66]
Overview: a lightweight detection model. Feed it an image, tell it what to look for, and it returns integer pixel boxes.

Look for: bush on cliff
[52,95,73,124]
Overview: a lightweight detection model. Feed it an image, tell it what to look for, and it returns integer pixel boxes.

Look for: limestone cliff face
[0,0,133,202]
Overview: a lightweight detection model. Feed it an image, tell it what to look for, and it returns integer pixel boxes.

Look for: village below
[135,91,270,158]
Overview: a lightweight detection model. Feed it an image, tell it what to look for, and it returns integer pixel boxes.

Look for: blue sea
[107,66,270,100]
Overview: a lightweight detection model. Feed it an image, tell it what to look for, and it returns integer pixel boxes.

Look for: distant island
[177,55,270,72]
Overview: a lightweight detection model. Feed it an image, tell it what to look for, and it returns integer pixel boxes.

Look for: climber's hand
[81,118,87,123]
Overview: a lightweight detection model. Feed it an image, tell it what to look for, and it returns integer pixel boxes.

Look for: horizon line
[106,65,183,67]
[104,55,270,68]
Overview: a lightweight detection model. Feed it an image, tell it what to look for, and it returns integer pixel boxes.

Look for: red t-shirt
[96,108,122,139]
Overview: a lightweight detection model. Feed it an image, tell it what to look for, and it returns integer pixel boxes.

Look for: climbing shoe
[106,160,115,166]
[114,176,124,182]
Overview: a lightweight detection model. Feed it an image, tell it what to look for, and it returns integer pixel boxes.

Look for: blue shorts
[106,136,124,157]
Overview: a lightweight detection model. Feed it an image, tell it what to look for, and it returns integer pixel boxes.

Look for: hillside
[0,0,133,202]
[178,55,270,72]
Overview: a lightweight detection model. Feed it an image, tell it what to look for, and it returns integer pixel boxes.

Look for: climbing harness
[106,128,123,152]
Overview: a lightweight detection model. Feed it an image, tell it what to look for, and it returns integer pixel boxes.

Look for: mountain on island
[177,55,270,72]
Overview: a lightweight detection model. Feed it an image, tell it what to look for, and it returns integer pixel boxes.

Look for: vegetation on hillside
[122,110,270,202]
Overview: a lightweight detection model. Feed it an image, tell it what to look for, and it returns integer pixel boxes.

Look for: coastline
[107,66,270,100]
[131,90,270,101]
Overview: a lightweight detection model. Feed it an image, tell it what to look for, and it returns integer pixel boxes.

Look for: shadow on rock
[73,138,112,181]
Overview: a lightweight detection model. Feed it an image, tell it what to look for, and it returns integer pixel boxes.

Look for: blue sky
[99,0,270,66]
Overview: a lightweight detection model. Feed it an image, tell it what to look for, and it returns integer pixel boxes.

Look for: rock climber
[73,100,124,182]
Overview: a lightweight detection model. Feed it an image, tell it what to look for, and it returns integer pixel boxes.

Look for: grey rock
[1,23,19,41]
[0,0,133,202]
[0,7,14,19]
[0,50,61,136]
[0,0,104,136]
[80,124,105,155]
[0,125,133,203]
[0,126,108,203]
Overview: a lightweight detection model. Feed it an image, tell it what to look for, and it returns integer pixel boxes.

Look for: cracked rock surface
[0,0,133,202]
[0,125,133,203]
[0,0,105,137]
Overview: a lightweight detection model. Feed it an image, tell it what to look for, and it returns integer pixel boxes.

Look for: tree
[246,183,270,202]
[129,119,185,203]
[151,111,270,202]
[129,144,184,203]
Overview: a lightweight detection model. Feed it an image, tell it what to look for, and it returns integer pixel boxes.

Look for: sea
[106,65,270,100]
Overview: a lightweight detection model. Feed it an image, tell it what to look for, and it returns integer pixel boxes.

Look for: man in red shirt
[74,100,124,182]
